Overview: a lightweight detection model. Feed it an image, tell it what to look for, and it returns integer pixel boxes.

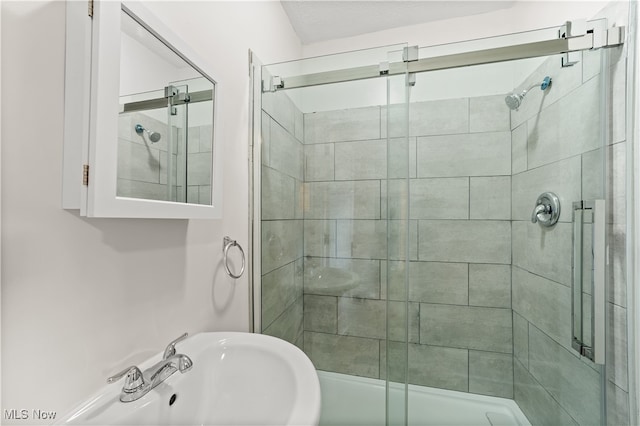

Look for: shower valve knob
[531,192,560,227]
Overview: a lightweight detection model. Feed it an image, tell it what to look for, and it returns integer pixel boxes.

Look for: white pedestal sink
[55,332,321,426]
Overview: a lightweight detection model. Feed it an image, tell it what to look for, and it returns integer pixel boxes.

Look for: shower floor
[317,371,531,426]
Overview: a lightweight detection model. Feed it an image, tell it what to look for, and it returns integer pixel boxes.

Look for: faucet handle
[531,192,561,227]
[107,366,145,394]
[163,332,188,359]
[531,204,550,223]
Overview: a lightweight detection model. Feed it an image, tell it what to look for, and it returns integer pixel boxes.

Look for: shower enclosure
[251,10,632,426]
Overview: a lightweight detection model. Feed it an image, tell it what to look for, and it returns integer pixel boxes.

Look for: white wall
[0,0,300,421]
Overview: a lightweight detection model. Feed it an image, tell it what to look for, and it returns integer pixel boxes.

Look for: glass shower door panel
[259,43,409,426]
[412,38,606,425]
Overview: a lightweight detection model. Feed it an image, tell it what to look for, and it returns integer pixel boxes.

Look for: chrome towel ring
[223,236,245,279]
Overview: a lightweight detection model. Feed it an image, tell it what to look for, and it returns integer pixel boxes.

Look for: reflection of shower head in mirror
[135,124,161,143]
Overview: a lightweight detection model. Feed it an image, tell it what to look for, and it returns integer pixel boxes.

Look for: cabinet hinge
[82,164,89,186]
[88,0,94,18]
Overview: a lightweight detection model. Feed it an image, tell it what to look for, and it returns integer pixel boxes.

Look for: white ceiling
[280,1,517,44]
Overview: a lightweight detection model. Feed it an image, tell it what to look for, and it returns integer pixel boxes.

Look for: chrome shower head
[135,124,162,143]
[505,93,524,110]
[505,76,552,110]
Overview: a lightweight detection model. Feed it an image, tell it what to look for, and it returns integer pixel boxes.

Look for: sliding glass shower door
[404,37,609,425]
[254,17,629,425]
[257,44,411,425]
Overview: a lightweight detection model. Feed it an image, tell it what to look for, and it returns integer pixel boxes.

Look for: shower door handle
[571,200,605,364]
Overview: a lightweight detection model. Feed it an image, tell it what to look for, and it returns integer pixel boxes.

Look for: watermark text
[4,409,57,421]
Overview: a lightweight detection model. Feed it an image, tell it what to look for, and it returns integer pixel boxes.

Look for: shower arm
[520,82,542,95]
[519,76,552,96]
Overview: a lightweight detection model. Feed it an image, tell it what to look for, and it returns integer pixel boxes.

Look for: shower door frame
[264,24,623,92]
[628,2,640,424]
[248,50,263,333]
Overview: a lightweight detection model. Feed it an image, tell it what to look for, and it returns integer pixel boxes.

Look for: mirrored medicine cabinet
[62,0,222,219]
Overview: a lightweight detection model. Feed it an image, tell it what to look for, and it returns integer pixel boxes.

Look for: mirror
[63,1,222,218]
[118,10,214,205]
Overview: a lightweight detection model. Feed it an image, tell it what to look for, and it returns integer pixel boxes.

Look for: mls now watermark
[4,409,57,421]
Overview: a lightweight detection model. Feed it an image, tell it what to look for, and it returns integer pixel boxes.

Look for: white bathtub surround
[317,371,530,426]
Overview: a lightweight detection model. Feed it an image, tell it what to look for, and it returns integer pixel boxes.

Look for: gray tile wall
[261,90,305,347]
[302,94,514,399]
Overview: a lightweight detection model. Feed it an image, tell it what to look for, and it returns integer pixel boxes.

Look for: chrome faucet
[107,333,193,402]
[148,353,193,388]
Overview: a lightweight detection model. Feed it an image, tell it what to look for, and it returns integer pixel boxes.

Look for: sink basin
[56,332,321,425]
